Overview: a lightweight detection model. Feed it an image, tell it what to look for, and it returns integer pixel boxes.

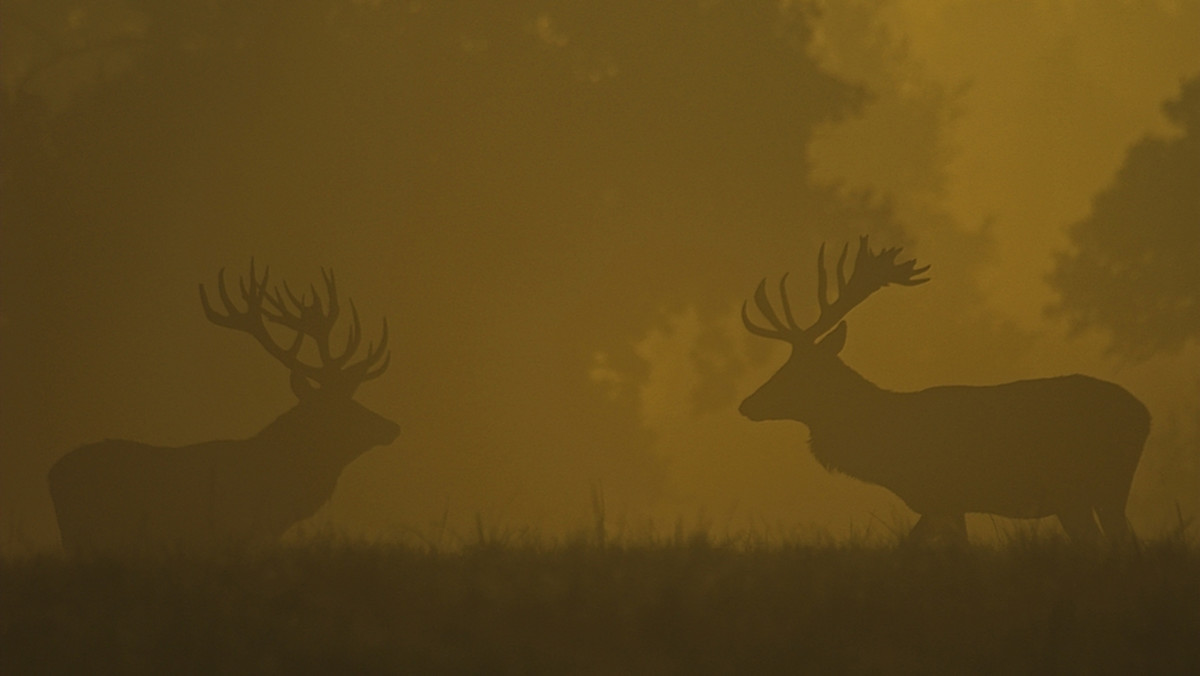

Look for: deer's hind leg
[907,512,967,547]
[1057,506,1103,545]
[1094,493,1134,544]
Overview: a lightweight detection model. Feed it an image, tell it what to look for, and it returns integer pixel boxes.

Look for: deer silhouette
[740,236,1149,545]
[48,261,399,555]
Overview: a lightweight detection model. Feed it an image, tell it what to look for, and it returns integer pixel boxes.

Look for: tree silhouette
[1048,74,1200,361]
[2,1,923,538]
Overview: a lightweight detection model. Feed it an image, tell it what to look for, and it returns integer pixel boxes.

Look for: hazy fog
[2,0,1197,552]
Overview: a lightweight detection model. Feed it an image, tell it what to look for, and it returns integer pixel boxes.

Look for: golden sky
[2,0,1197,552]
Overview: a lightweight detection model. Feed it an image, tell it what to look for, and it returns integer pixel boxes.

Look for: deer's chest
[807,425,888,479]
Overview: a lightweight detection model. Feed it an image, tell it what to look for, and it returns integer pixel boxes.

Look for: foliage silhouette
[1048,73,1200,361]
[742,237,1150,545]
[2,0,878,535]
[47,262,398,555]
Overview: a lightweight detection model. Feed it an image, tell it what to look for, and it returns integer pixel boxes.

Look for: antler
[742,235,930,344]
[200,259,390,396]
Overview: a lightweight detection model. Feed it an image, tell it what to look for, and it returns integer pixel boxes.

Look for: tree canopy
[1048,73,1200,361]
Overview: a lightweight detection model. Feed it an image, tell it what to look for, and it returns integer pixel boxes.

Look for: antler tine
[198,267,232,326]
[279,280,305,313]
[236,258,268,309]
[202,260,391,396]
[902,263,932,285]
[305,270,353,368]
[282,266,386,388]
[797,235,931,342]
[805,238,873,339]
[743,237,930,346]
[364,320,391,380]
[364,349,391,382]
[836,242,850,295]
[200,261,266,329]
[887,247,932,286]
[201,260,323,381]
[322,268,340,325]
[340,314,390,383]
[778,273,799,332]
[265,275,333,359]
[366,317,390,371]
[816,243,853,311]
[754,279,792,334]
[329,298,364,367]
[282,324,305,359]
[817,243,830,313]
[307,282,324,317]
[741,299,782,339]
[344,322,390,384]
[743,277,805,343]
[262,282,311,344]
[855,239,932,289]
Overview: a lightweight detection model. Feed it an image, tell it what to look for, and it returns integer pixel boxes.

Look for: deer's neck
[819,361,889,412]
[257,406,312,444]
[255,406,363,470]
[805,362,895,470]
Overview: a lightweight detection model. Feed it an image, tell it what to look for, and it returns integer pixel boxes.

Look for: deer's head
[740,236,929,422]
[199,260,400,447]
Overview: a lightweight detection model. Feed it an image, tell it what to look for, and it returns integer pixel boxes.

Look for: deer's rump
[832,375,1149,518]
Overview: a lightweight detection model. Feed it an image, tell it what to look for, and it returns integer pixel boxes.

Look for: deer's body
[782,370,1145,530]
[49,261,398,556]
[50,400,398,555]
[741,237,1149,544]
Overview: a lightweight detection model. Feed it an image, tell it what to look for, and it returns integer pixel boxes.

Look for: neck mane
[804,360,894,474]
[257,405,313,443]
[821,360,890,413]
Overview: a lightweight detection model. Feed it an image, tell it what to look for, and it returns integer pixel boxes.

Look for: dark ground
[2,533,1198,675]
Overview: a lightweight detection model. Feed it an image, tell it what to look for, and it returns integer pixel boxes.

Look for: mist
[2,0,1198,553]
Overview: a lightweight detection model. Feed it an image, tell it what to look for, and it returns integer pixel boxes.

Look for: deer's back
[905,374,1149,446]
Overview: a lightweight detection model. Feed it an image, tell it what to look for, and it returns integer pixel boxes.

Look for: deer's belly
[883,469,1089,518]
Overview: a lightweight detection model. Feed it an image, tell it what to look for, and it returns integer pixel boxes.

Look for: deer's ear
[817,322,847,355]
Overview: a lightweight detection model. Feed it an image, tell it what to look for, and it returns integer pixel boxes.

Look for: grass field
[3,531,1198,675]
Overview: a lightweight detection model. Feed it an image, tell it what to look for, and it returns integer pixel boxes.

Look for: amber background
[2,0,1197,552]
